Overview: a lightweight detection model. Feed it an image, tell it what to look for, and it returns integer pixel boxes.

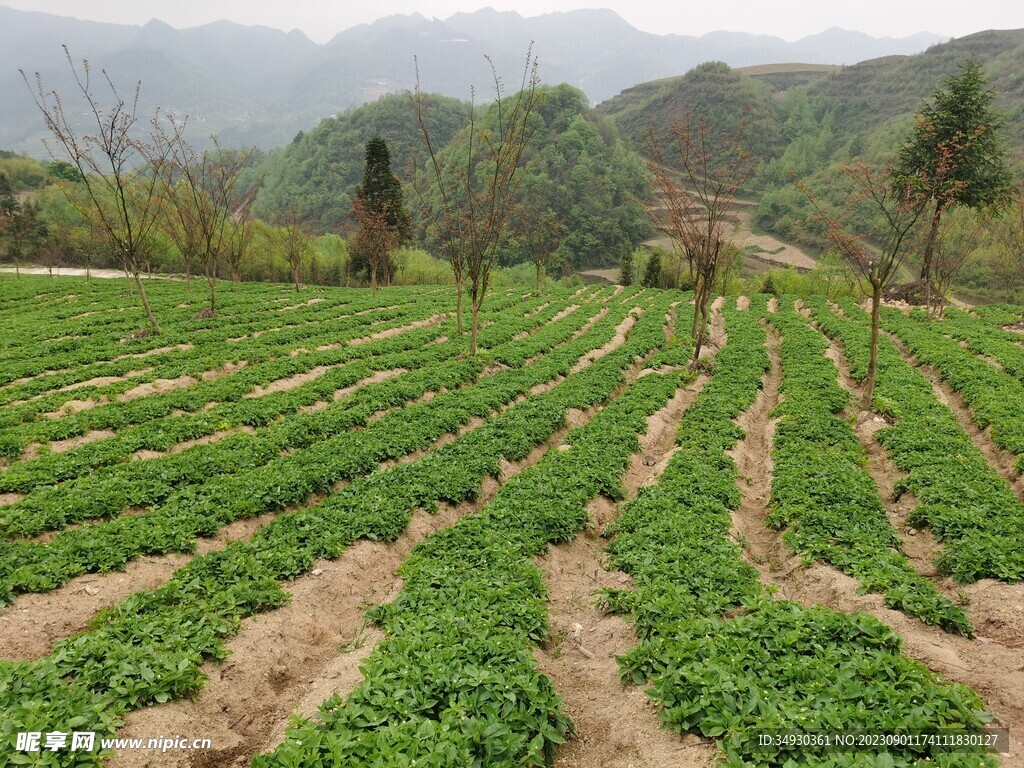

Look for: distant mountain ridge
[0,4,947,154]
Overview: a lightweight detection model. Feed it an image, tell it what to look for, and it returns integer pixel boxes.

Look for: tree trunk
[865,281,882,411]
[455,279,464,334]
[134,271,160,333]
[293,265,301,292]
[535,261,542,293]
[919,202,943,282]
[233,267,241,293]
[185,267,192,291]
[690,279,710,366]
[370,264,378,292]
[208,276,217,317]
[470,299,480,357]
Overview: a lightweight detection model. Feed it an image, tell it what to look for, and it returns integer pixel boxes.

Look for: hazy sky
[4,0,1023,43]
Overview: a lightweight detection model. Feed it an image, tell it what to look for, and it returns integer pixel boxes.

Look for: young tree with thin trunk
[272,208,311,292]
[891,59,1012,306]
[158,176,202,288]
[411,48,541,355]
[512,202,566,293]
[22,47,174,333]
[646,111,757,365]
[155,124,255,316]
[799,164,927,410]
[224,188,258,291]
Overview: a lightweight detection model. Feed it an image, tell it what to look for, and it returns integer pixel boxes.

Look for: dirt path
[106,320,662,768]
[538,311,722,768]
[642,207,816,272]
[727,326,793,580]
[821,339,957,599]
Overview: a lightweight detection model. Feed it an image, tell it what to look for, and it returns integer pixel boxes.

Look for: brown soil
[736,295,750,311]
[296,368,410,415]
[52,368,153,396]
[120,375,199,402]
[41,397,104,418]
[200,361,247,381]
[710,296,726,311]
[781,565,1024,768]
[275,297,326,312]
[540,333,717,768]
[113,344,193,362]
[0,493,25,507]
[515,305,580,341]
[569,310,638,376]
[821,340,956,598]
[347,313,448,347]
[727,326,794,583]
[131,427,257,461]
[0,553,194,661]
[244,367,331,399]
[0,509,290,663]
[767,296,779,313]
[107,367,635,768]
[21,428,118,461]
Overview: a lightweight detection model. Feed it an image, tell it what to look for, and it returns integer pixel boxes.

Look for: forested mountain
[598,30,1024,259]
[254,84,651,269]
[252,93,470,233]
[1,4,944,155]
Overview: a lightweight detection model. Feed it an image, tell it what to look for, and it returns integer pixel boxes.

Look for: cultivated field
[0,277,1022,767]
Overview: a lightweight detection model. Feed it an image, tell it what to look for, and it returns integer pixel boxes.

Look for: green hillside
[596,29,1024,297]
[254,83,652,269]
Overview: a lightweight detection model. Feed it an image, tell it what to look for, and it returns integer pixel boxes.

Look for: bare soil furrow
[107,342,658,768]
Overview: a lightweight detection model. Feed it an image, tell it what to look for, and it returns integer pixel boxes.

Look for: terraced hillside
[0,277,1021,767]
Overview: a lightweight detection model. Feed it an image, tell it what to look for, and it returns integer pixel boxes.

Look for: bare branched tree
[154,123,255,316]
[799,163,927,409]
[22,47,174,333]
[646,110,757,364]
[272,208,312,292]
[224,185,259,291]
[350,195,401,290]
[411,47,542,355]
[930,211,983,318]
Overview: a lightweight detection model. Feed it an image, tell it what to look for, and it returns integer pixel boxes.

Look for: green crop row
[877,302,1024,465]
[930,307,1024,384]
[252,337,691,767]
[0,288,580,493]
[0,293,677,767]
[0,297,645,602]
[604,306,995,767]
[968,303,1024,327]
[0,283,446,387]
[0,283,561,415]
[767,306,972,633]
[0,302,456,453]
[806,298,1024,583]
[0,293,627,536]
